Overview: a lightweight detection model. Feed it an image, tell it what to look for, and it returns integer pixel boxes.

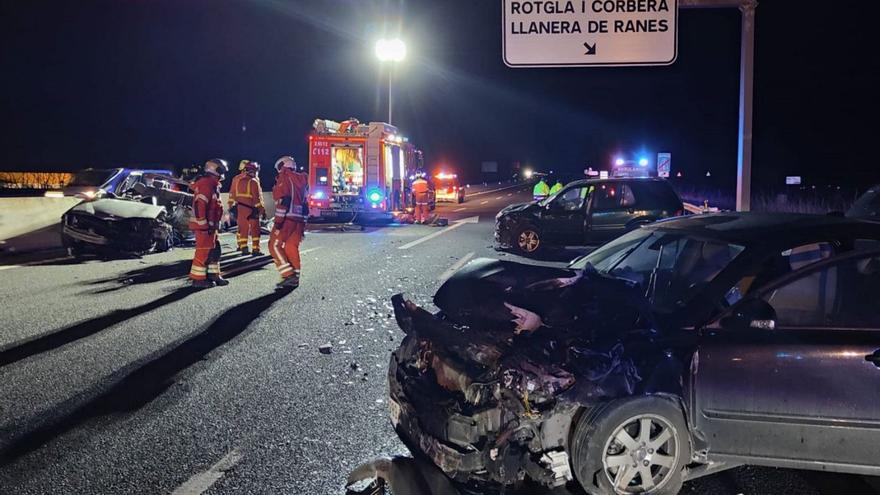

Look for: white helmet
[204,158,228,177]
[275,155,296,172]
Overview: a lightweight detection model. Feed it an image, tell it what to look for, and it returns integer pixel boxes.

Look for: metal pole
[388,64,394,125]
[736,0,757,211]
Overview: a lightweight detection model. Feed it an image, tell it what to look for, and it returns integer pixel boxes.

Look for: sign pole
[736,0,757,211]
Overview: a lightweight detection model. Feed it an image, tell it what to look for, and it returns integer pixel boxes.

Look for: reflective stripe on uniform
[193,218,208,225]
[195,194,209,203]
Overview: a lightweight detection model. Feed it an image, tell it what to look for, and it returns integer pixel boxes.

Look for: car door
[587,182,637,243]
[539,184,592,245]
[691,250,880,468]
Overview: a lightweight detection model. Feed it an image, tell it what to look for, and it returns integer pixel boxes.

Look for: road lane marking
[480,200,489,205]
[438,252,475,282]
[172,449,242,495]
[495,196,504,200]
[467,183,524,197]
[507,193,512,196]
[398,216,479,250]
[453,207,467,212]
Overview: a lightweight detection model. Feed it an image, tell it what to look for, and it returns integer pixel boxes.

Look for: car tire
[513,224,543,256]
[570,396,690,495]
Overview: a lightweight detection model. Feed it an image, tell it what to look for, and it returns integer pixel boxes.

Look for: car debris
[61,172,195,256]
[346,456,460,495]
[319,344,334,354]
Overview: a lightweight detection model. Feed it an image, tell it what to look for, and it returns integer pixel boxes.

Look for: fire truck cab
[307,118,420,221]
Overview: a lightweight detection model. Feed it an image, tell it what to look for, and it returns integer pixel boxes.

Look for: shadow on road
[0,289,289,465]
[0,286,199,367]
[85,254,274,294]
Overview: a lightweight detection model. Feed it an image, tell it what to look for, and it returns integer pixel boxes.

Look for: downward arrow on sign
[583,42,596,55]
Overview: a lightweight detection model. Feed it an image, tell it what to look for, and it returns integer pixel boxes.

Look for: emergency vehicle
[433,172,465,203]
[307,118,421,220]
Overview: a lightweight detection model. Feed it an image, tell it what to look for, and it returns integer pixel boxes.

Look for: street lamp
[375,38,406,125]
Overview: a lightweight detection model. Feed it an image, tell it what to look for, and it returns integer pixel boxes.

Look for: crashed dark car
[390,213,880,494]
[62,172,194,256]
[495,178,684,256]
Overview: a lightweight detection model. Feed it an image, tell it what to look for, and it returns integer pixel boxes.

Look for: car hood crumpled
[68,198,165,220]
[393,258,659,406]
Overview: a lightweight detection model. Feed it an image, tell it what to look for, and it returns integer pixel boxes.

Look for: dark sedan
[495,178,684,256]
[389,213,880,495]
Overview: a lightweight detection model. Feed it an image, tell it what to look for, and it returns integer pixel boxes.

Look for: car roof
[566,177,669,187]
[646,212,880,246]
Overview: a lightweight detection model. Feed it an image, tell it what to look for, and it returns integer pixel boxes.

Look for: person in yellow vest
[549,179,564,195]
[533,178,550,201]
[228,160,265,256]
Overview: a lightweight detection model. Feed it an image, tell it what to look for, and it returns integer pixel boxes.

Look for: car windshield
[68,170,116,187]
[570,229,746,312]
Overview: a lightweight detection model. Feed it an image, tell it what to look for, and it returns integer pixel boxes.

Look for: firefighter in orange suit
[412,174,430,224]
[269,155,308,290]
[189,159,228,288]
[228,160,264,256]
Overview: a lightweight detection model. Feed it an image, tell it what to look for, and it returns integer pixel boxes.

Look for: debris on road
[318,344,333,355]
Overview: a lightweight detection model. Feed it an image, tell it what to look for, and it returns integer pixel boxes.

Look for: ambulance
[307,118,421,220]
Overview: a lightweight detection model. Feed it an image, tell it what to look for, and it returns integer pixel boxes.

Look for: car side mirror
[720,298,777,331]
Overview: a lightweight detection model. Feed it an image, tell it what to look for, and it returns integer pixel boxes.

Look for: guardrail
[0,197,80,255]
[683,201,720,214]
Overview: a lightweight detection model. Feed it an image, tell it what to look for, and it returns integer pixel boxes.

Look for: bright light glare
[312,191,325,199]
[523,169,534,179]
[369,191,383,202]
[375,39,406,62]
[615,158,625,166]
[639,158,649,166]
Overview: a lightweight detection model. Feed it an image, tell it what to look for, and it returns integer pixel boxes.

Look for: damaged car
[389,213,880,494]
[62,171,194,256]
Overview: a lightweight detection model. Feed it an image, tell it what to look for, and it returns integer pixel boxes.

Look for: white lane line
[495,196,503,200]
[453,207,467,212]
[438,252,475,282]
[507,193,512,196]
[480,200,489,205]
[467,183,524,197]
[398,216,479,250]
[172,449,242,495]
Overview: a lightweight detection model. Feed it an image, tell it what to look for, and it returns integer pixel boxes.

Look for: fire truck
[307,118,421,220]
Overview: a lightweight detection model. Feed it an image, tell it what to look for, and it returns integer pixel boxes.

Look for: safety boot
[239,247,250,256]
[251,249,263,257]
[209,276,230,286]
[276,276,300,290]
[191,279,215,289]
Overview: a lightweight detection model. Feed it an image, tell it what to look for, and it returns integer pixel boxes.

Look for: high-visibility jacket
[550,182,564,194]
[273,168,309,224]
[533,181,550,197]
[229,172,263,209]
[189,174,223,231]
[412,178,430,204]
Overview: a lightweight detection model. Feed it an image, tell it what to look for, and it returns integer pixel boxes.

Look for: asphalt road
[0,183,877,495]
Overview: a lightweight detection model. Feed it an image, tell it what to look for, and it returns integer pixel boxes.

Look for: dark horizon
[1,0,878,190]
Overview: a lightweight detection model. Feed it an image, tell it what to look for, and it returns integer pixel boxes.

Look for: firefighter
[533,178,550,201]
[189,158,228,288]
[228,160,264,256]
[549,179,564,195]
[411,173,430,224]
[269,155,309,290]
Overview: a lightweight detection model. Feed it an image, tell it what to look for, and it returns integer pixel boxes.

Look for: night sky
[1,0,878,189]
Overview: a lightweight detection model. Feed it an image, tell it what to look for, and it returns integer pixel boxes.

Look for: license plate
[388,398,401,427]
[320,210,337,217]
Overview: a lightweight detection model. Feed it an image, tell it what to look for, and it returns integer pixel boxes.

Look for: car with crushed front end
[390,213,880,495]
[62,171,194,256]
[495,178,684,256]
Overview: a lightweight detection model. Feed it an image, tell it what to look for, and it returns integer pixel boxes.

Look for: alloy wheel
[517,230,540,253]
[601,414,679,494]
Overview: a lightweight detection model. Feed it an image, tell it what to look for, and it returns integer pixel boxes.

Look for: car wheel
[514,225,542,255]
[570,396,690,495]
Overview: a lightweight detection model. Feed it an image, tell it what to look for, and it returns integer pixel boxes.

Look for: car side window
[761,253,880,328]
[592,183,620,210]
[553,186,591,212]
[724,242,834,306]
[620,184,636,208]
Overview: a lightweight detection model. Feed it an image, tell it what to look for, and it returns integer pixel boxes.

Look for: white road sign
[503,0,678,67]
